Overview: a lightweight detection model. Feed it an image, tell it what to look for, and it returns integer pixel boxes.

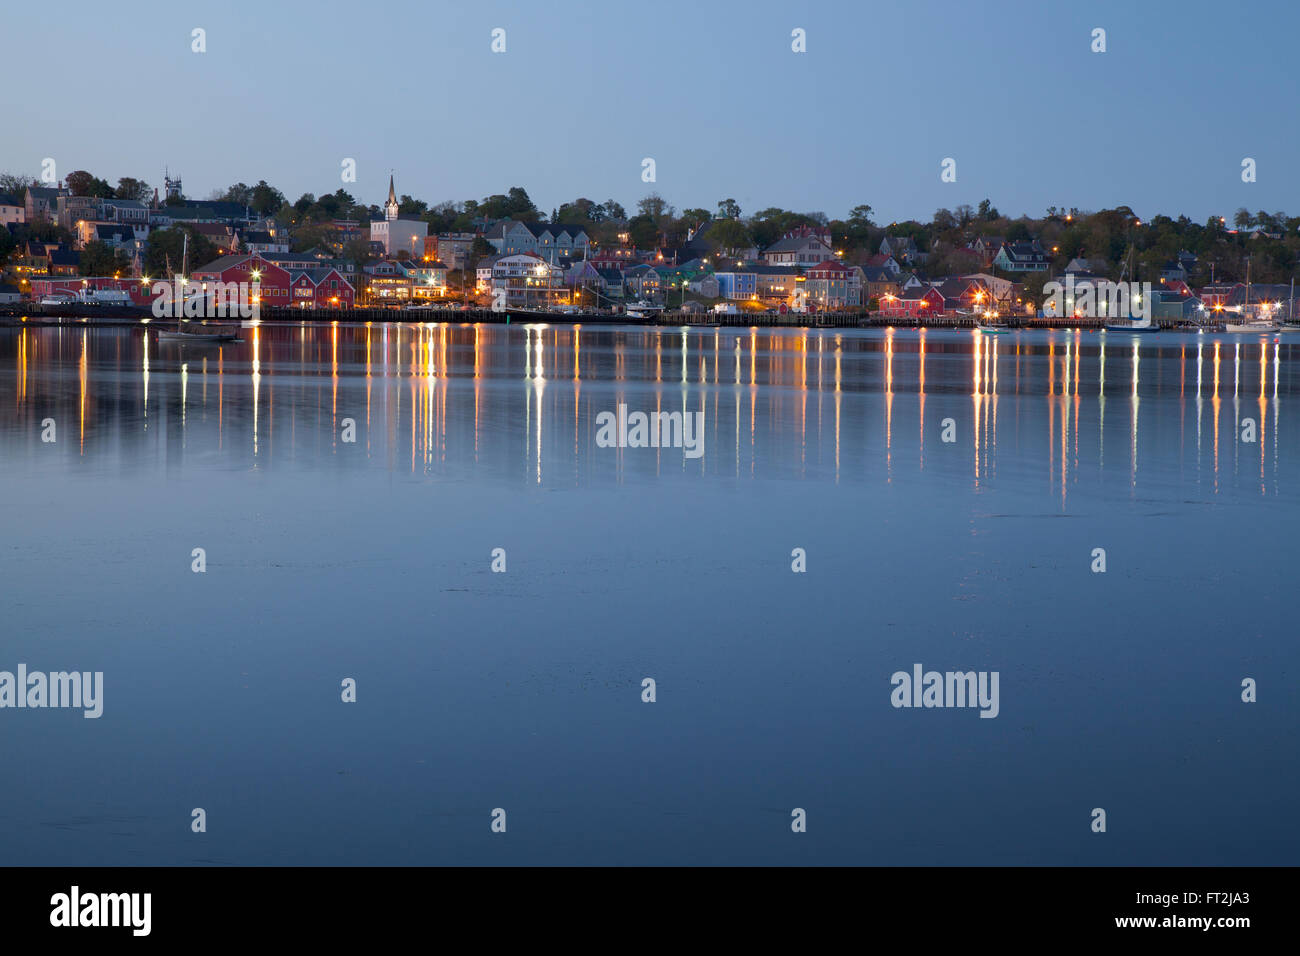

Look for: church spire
[385,172,399,221]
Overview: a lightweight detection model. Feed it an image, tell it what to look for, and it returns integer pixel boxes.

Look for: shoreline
[0,305,1200,331]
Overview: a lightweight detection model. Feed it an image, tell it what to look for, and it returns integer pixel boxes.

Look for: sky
[3,0,1297,225]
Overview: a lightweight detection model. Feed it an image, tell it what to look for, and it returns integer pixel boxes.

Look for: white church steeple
[385,173,399,221]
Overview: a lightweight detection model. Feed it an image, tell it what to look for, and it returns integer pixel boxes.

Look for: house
[363,259,415,301]
[475,255,500,292]
[241,231,289,255]
[714,267,758,300]
[58,195,101,234]
[622,263,662,299]
[688,273,720,298]
[0,282,21,304]
[369,175,428,257]
[400,259,449,298]
[862,253,901,276]
[1197,284,1241,311]
[879,288,942,318]
[99,199,150,226]
[751,265,802,302]
[962,273,1021,310]
[85,222,143,255]
[285,268,355,308]
[188,222,236,255]
[992,240,1048,272]
[488,253,566,308]
[761,229,836,267]
[855,265,900,302]
[25,185,67,222]
[879,235,918,264]
[596,268,626,298]
[565,260,603,294]
[49,249,80,275]
[804,260,861,309]
[484,220,590,263]
[1159,260,1188,282]
[431,233,476,271]
[191,254,296,306]
[895,272,924,293]
[1149,290,1201,323]
[0,194,24,226]
[971,236,1005,266]
[931,278,984,313]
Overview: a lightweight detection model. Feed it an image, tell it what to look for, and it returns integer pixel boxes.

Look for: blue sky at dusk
[3,0,1295,223]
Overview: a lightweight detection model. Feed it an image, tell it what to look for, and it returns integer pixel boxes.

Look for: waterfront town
[2,168,1299,325]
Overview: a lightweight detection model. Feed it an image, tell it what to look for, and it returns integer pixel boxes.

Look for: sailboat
[156,232,240,343]
[1104,246,1158,332]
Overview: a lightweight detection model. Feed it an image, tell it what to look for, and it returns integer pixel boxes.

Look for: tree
[398,194,427,216]
[79,241,130,277]
[65,170,115,198]
[556,198,595,222]
[221,183,254,206]
[708,218,752,254]
[848,205,875,229]
[249,181,285,216]
[143,226,217,277]
[716,198,742,219]
[0,172,34,197]
[977,198,1000,221]
[603,199,627,221]
[932,208,958,232]
[1233,208,1252,229]
[115,177,151,202]
[637,193,671,219]
[342,237,375,270]
[291,223,336,253]
[628,213,659,250]
[681,208,710,228]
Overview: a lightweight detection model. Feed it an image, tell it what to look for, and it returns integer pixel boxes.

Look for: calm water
[0,322,1296,866]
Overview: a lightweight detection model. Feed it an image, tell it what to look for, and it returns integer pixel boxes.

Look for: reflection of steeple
[385,173,398,222]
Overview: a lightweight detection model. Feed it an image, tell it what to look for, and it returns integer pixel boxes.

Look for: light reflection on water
[2,324,1295,501]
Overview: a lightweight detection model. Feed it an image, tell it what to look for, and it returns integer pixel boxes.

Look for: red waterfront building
[191,254,354,309]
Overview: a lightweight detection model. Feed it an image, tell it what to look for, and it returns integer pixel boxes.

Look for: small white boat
[1224,320,1277,333]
